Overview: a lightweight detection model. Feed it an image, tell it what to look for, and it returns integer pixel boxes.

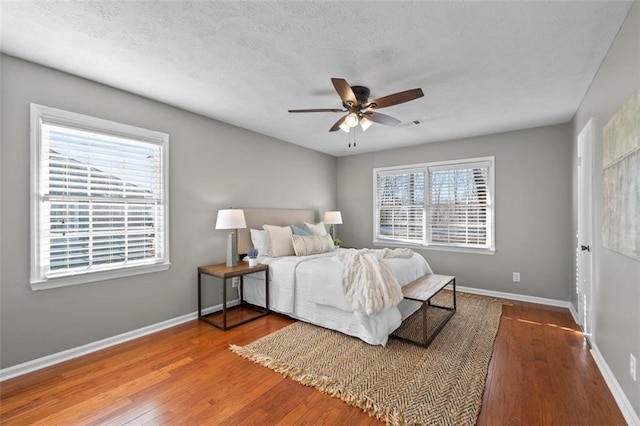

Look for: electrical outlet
[231,277,240,288]
[512,272,521,283]
[631,353,637,382]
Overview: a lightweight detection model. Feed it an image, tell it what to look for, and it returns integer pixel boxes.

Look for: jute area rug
[230,293,502,426]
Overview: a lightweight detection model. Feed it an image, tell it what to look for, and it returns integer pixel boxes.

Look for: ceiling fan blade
[366,112,401,127]
[288,108,345,113]
[368,88,424,109]
[329,115,348,132]
[331,78,358,107]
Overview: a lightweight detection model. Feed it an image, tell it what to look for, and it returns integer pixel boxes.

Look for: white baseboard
[568,302,580,326]
[454,286,587,345]
[0,299,240,382]
[451,284,573,310]
[590,344,640,425]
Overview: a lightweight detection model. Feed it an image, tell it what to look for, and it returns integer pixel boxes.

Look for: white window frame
[30,104,171,290]
[373,156,495,255]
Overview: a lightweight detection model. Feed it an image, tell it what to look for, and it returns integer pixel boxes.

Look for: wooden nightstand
[197,262,269,330]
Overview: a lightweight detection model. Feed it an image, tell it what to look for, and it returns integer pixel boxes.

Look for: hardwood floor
[0,299,626,425]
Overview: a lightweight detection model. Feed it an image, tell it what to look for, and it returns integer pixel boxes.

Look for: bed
[237,208,432,345]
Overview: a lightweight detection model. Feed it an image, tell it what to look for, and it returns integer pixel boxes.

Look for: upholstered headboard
[237,208,316,254]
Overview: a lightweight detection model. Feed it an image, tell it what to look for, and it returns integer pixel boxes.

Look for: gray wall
[0,55,337,368]
[337,124,573,301]
[571,2,640,415]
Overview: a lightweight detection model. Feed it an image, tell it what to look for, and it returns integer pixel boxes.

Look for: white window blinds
[427,161,491,248]
[31,104,170,289]
[375,169,425,243]
[373,157,494,253]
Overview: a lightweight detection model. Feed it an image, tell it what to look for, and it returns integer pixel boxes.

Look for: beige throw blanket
[337,248,414,316]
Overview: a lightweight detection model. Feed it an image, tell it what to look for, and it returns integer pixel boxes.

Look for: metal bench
[394,273,456,347]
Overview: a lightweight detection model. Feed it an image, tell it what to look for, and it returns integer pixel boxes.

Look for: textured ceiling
[0,1,633,157]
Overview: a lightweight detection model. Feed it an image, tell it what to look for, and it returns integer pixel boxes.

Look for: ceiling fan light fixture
[360,116,373,132]
[345,112,359,128]
[289,78,424,133]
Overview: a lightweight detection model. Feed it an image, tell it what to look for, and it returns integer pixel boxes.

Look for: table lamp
[215,208,247,267]
[323,211,342,239]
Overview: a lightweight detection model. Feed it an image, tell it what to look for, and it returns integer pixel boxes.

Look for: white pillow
[304,221,327,236]
[250,229,269,257]
[292,234,335,256]
[263,224,295,257]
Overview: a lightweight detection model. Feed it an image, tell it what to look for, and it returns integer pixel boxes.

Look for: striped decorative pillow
[292,234,335,256]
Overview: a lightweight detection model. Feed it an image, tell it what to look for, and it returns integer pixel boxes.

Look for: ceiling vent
[398,119,424,128]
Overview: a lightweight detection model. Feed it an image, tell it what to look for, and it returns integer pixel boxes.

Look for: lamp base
[226,230,238,267]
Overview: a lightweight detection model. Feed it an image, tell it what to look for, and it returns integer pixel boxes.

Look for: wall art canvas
[602,90,640,262]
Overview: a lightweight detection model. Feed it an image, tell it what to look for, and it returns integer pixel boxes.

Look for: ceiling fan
[288,78,424,132]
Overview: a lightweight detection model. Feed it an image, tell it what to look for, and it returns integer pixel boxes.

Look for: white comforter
[255,248,431,344]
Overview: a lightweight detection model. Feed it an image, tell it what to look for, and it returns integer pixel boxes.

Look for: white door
[577,118,594,338]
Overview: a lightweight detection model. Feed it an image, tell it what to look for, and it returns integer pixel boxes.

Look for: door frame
[577,117,595,339]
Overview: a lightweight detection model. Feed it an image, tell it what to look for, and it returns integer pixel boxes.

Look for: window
[30,104,170,290]
[375,168,425,244]
[374,157,495,254]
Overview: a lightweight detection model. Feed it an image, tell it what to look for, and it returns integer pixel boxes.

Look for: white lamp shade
[345,112,359,128]
[360,116,373,131]
[215,209,247,229]
[324,211,343,225]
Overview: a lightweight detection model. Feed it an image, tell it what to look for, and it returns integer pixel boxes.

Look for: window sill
[373,240,495,256]
[30,262,171,291]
